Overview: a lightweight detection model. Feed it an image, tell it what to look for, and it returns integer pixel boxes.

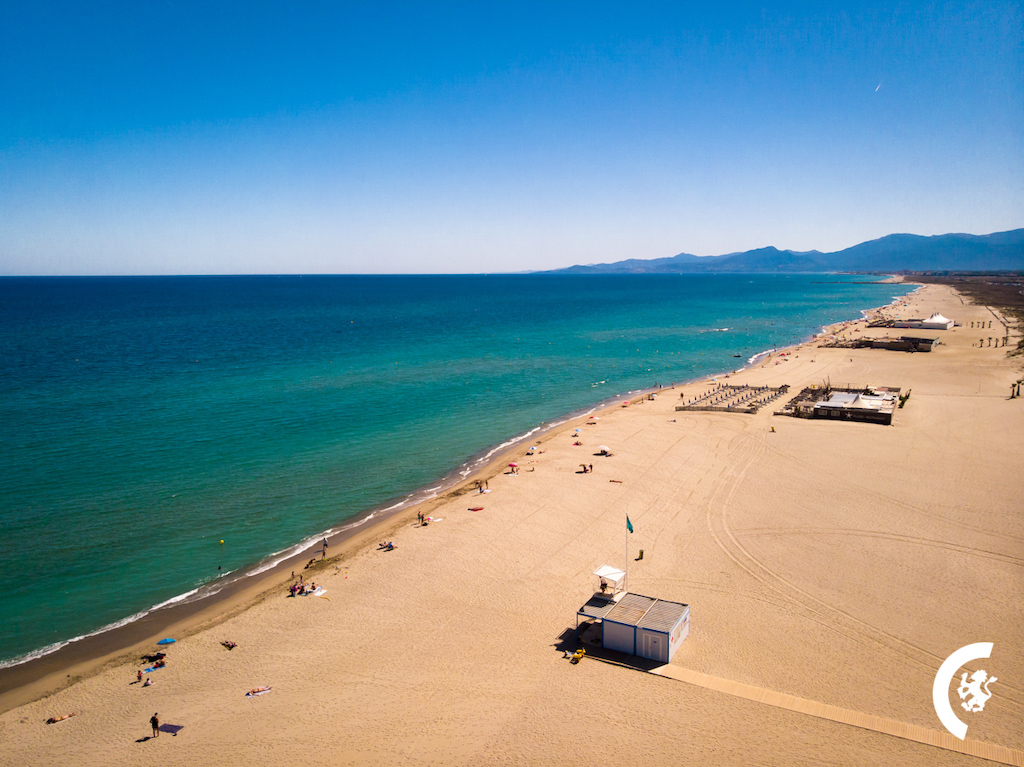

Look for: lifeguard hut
[575,565,690,663]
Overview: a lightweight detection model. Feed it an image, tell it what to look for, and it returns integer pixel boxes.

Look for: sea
[0,273,915,667]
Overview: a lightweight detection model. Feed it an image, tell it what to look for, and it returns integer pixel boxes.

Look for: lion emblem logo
[957,669,997,713]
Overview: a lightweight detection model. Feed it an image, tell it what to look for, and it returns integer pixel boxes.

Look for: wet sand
[1,283,1021,766]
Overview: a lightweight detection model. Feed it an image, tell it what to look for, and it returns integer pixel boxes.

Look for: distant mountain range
[544,229,1024,274]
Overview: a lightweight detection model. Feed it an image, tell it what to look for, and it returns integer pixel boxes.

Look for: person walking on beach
[137,670,143,683]
[150,713,160,738]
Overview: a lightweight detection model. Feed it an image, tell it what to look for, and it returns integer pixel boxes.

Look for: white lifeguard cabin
[576,565,690,663]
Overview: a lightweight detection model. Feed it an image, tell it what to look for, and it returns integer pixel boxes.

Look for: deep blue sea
[0,274,914,666]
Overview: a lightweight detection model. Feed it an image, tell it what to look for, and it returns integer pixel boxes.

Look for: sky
[1,2,1021,275]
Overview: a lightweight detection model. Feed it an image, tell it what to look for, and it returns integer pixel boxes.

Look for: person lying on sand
[46,713,75,724]
[246,686,271,696]
[221,641,237,650]
[377,541,395,551]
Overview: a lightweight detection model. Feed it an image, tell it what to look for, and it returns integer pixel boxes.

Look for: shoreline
[0,280,920,713]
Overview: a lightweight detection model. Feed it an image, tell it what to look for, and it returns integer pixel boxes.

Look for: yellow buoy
[220,540,224,544]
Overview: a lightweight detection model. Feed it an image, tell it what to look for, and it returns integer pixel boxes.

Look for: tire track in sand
[704,426,1024,706]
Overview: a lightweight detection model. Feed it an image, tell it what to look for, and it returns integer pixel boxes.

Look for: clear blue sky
[1,2,1021,274]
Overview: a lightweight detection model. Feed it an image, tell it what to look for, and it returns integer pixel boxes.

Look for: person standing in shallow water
[150,713,159,737]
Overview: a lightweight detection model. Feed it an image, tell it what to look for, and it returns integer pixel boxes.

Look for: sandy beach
[1,283,1021,766]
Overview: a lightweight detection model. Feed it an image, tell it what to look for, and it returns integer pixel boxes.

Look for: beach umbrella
[157,638,176,645]
[508,462,518,467]
[598,446,610,453]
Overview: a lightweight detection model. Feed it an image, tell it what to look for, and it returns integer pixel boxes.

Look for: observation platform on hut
[591,565,627,602]
[577,592,690,663]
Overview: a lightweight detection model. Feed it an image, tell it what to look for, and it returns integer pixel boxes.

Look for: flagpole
[625,515,629,594]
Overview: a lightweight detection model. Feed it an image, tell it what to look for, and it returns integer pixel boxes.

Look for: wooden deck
[650,664,1023,766]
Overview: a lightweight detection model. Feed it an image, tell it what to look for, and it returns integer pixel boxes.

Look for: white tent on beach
[893,313,954,330]
[920,313,954,330]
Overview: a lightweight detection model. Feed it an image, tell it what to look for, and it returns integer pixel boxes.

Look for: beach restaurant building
[577,589,690,664]
[813,390,897,425]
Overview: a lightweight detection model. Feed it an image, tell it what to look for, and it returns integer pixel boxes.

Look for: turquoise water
[0,274,914,665]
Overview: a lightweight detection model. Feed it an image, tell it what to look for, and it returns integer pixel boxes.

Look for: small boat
[732,354,742,357]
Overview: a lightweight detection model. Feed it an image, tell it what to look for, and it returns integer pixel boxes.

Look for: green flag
[626,515,634,533]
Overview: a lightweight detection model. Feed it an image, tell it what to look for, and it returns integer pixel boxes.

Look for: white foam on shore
[454,425,545,479]
[747,348,776,366]
[0,585,202,670]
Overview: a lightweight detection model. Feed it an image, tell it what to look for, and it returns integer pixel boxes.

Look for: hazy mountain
[825,231,1024,271]
[546,229,1024,274]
